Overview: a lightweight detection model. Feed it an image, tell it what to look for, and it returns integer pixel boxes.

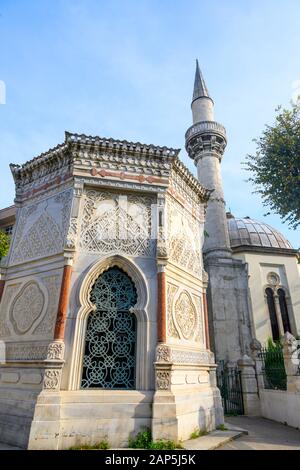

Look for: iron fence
[216,362,244,415]
[259,347,287,391]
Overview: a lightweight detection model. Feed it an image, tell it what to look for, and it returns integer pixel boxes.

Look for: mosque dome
[226,214,294,251]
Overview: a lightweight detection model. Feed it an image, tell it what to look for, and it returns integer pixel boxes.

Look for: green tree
[244,101,300,229]
[0,231,10,260]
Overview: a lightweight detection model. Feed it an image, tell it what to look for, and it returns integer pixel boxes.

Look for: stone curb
[182,424,248,451]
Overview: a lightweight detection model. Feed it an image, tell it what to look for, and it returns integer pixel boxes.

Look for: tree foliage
[0,231,10,260]
[244,101,300,229]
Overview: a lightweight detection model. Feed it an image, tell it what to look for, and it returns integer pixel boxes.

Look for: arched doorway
[81,266,137,389]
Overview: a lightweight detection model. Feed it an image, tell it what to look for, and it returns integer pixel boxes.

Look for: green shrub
[128,428,183,450]
[263,338,286,390]
[69,440,110,450]
[189,428,208,439]
[216,424,228,431]
[0,231,10,260]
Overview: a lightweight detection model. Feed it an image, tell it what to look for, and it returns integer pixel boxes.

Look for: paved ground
[1,416,300,450]
[218,416,300,450]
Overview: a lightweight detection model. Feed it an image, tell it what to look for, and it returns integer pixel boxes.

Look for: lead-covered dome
[227,215,293,251]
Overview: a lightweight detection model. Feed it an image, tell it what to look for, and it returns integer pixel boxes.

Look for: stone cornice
[9,132,181,192]
[66,131,180,159]
[172,157,211,202]
[231,245,299,257]
[8,132,210,205]
[10,142,69,188]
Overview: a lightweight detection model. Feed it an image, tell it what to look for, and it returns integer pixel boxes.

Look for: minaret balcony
[185,121,227,162]
[185,120,226,141]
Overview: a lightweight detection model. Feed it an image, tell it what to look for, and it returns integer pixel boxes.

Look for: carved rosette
[43,369,62,391]
[267,272,280,287]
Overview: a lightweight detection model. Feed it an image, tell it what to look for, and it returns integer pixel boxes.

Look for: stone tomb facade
[0,132,223,449]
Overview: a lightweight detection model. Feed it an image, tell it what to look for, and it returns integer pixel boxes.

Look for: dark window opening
[278,288,291,334]
[266,288,279,341]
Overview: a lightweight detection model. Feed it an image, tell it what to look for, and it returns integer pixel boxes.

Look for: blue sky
[0,0,299,247]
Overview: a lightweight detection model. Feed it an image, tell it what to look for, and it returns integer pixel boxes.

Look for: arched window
[277,288,291,334]
[266,288,279,341]
[81,267,137,389]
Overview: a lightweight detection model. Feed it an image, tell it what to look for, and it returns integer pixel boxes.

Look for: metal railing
[216,362,244,415]
[259,346,287,391]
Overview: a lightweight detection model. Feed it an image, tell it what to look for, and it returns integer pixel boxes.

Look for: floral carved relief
[80,190,155,257]
[167,196,202,277]
[34,275,62,337]
[43,369,61,390]
[167,282,203,344]
[10,189,72,265]
[167,283,180,339]
[0,284,22,338]
[0,274,61,341]
[174,291,197,340]
[9,282,45,335]
[156,371,171,390]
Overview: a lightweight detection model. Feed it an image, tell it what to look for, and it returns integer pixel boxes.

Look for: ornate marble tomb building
[0,62,299,449]
[0,131,223,449]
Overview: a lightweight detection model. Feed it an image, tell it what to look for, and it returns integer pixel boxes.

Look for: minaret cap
[192,59,214,104]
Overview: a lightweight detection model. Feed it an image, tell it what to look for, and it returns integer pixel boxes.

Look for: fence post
[250,338,264,392]
[238,354,261,416]
[282,332,300,392]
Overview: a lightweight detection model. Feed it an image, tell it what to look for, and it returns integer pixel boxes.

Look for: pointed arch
[69,255,149,390]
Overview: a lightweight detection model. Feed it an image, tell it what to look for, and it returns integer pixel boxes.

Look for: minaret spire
[192,59,212,102]
[191,60,214,123]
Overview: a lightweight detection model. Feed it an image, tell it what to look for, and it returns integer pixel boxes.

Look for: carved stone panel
[10,189,72,265]
[167,283,180,339]
[174,291,197,340]
[0,284,21,338]
[167,196,202,277]
[79,190,155,257]
[9,282,45,335]
[34,275,62,337]
[0,273,62,341]
[167,282,204,345]
[156,370,171,390]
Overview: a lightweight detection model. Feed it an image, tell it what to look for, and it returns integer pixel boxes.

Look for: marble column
[157,266,166,343]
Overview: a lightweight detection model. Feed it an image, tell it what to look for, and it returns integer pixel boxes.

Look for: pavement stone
[217,416,300,450]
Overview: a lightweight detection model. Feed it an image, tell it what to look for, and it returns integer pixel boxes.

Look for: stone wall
[260,389,300,429]
[0,187,72,447]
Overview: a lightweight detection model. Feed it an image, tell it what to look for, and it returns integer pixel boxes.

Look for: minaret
[186,60,231,258]
[185,61,254,365]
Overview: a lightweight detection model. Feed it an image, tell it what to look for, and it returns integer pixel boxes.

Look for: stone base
[152,387,223,442]
[205,256,253,363]
[0,387,40,448]
[28,390,154,450]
